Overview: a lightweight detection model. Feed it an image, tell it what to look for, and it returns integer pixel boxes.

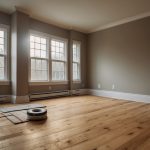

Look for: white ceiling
[0,0,150,33]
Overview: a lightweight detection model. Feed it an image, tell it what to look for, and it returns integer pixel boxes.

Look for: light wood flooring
[0,95,150,150]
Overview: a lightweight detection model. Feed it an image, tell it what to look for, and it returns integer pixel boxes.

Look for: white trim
[89,11,150,33]
[88,89,150,103]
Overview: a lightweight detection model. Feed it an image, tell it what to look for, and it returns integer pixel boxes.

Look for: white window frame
[29,31,68,85]
[50,36,68,83]
[0,24,9,84]
[29,31,50,83]
[72,40,81,83]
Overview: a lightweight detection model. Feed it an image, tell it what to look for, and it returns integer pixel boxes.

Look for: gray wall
[87,17,150,95]
[29,18,87,93]
[11,12,30,96]
[0,11,10,25]
[0,10,87,95]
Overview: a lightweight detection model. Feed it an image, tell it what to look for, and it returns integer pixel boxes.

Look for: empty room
[0,0,150,150]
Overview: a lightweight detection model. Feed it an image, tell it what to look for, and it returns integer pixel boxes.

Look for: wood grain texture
[0,95,150,150]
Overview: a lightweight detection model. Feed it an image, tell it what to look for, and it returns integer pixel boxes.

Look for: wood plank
[0,96,149,150]
[6,115,22,124]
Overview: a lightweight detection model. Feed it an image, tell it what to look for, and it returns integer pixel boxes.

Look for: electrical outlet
[98,83,101,89]
[49,86,52,90]
[112,84,115,90]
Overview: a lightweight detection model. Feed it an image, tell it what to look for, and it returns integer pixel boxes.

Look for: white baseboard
[11,95,30,104]
[3,89,149,104]
[88,89,150,103]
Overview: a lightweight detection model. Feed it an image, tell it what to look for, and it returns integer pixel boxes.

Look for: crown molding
[89,11,150,33]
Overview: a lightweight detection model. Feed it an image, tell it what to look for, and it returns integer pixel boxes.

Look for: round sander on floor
[27,108,47,121]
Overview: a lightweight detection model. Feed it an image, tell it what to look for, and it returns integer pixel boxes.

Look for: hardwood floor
[0,95,150,150]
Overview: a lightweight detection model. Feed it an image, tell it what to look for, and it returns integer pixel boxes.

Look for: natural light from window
[73,41,81,81]
[30,35,48,81]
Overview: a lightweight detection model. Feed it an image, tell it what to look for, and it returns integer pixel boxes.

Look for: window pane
[41,38,46,44]
[30,36,34,42]
[0,68,4,80]
[31,59,35,70]
[30,42,34,49]
[30,35,47,59]
[0,31,4,38]
[0,38,4,44]
[42,60,47,70]
[60,47,64,53]
[0,29,7,81]
[36,59,42,70]
[41,71,47,80]
[51,40,55,46]
[73,43,80,62]
[51,39,66,61]
[41,50,46,58]
[0,45,4,54]
[73,42,81,81]
[35,49,40,57]
[0,56,4,68]
[0,56,4,80]
[35,43,40,49]
[31,58,48,81]
[41,44,46,50]
[30,49,35,57]
[56,42,59,47]
[35,37,40,43]
[60,42,64,48]
[52,61,65,81]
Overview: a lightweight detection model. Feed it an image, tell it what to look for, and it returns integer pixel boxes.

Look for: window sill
[50,81,69,85]
[73,80,81,84]
[29,81,69,86]
[0,80,10,85]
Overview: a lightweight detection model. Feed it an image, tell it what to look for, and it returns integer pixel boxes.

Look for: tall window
[0,28,7,80]
[30,31,68,83]
[30,34,49,81]
[51,38,67,81]
[73,41,81,81]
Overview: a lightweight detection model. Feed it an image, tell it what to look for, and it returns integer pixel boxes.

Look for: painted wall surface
[87,17,150,95]
[0,11,10,25]
[0,11,87,96]
[29,19,87,93]
[16,12,29,96]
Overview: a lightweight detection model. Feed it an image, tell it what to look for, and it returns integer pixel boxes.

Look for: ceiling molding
[89,11,150,33]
